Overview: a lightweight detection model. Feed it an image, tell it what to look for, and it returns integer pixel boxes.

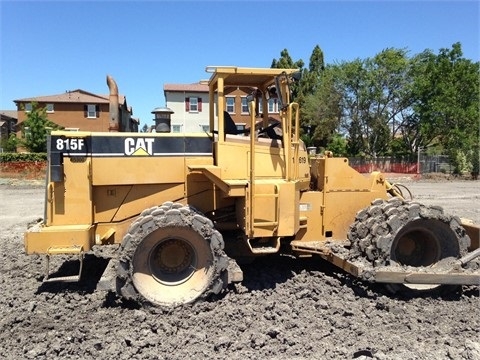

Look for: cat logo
[124,137,155,156]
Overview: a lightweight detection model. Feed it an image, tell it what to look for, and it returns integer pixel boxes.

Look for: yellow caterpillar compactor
[25,66,480,307]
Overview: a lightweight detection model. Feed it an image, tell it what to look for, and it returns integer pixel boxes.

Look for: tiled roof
[163,83,209,92]
[0,110,17,119]
[14,89,126,104]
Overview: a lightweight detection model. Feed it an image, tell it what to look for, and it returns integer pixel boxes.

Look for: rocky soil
[0,179,479,360]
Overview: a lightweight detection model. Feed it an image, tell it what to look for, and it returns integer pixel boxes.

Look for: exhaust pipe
[106,75,119,132]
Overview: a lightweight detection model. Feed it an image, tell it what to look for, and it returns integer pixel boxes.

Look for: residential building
[162,83,282,133]
[14,89,138,135]
[163,83,210,133]
[0,110,18,146]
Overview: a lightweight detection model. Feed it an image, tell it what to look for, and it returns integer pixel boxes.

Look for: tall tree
[272,46,327,145]
[331,49,414,157]
[334,58,374,156]
[271,43,479,166]
[411,42,480,172]
[272,46,325,102]
[271,48,304,69]
[300,45,325,96]
[271,48,305,102]
[302,64,342,148]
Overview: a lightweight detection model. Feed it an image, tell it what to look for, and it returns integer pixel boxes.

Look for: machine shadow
[35,254,110,294]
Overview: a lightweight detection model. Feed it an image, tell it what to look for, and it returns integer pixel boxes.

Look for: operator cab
[205,66,309,183]
[205,66,301,144]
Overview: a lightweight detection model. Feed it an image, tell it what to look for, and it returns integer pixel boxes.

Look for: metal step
[43,246,84,283]
[247,236,281,254]
[248,183,280,236]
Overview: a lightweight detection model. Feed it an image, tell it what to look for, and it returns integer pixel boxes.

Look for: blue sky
[1,0,479,127]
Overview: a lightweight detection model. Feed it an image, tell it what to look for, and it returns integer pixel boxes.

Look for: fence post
[417,147,421,174]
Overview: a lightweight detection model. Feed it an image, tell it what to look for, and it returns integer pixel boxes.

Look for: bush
[0,134,18,152]
[0,152,47,163]
[469,146,479,180]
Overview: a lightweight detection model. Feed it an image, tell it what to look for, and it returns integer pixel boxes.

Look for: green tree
[272,46,328,147]
[325,133,347,156]
[334,58,371,156]
[370,48,413,141]
[271,48,304,69]
[272,43,479,167]
[326,49,414,157]
[411,42,480,173]
[469,143,479,179]
[302,65,342,148]
[21,102,60,152]
[299,45,325,98]
[272,46,325,104]
[0,133,18,152]
[271,48,305,102]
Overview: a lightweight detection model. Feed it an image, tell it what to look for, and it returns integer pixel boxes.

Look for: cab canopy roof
[205,66,299,89]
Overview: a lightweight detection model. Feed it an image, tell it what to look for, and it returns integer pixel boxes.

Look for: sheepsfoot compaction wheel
[348,197,471,294]
[116,202,229,307]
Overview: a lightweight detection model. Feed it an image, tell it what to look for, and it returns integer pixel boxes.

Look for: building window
[185,97,202,112]
[24,103,32,112]
[85,104,99,118]
[190,97,198,112]
[268,99,279,113]
[241,97,249,114]
[172,125,182,133]
[236,124,246,134]
[226,97,235,113]
[46,104,54,113]
[9,120,16,132]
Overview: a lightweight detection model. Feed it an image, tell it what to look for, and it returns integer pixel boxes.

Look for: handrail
[282,102,300,181]
[248,101,256,238]
[291,102,300,180]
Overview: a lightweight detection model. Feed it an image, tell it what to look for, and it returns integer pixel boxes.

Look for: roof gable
[14,89,126,104]
[163,83,209,93]
[0,110,18,119]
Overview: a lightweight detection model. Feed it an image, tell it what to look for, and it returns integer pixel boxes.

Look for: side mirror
[291,71,302,82]
[275,74,289,110]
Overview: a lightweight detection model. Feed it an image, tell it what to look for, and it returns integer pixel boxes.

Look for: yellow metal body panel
[25,224,93,254]
[295,191,325,242]
[91,157,187,185]
[295,157,388,243]
[35,130,216,255]
[247,180,299,237]
[216,138,285,179]
[313,157,387,193]
[45,158,92,226]
[215,137,310,183]
[95,218,137,246]
[93,183,186,223]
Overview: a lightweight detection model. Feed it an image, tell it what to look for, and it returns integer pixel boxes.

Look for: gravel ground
[0,178,479,360]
